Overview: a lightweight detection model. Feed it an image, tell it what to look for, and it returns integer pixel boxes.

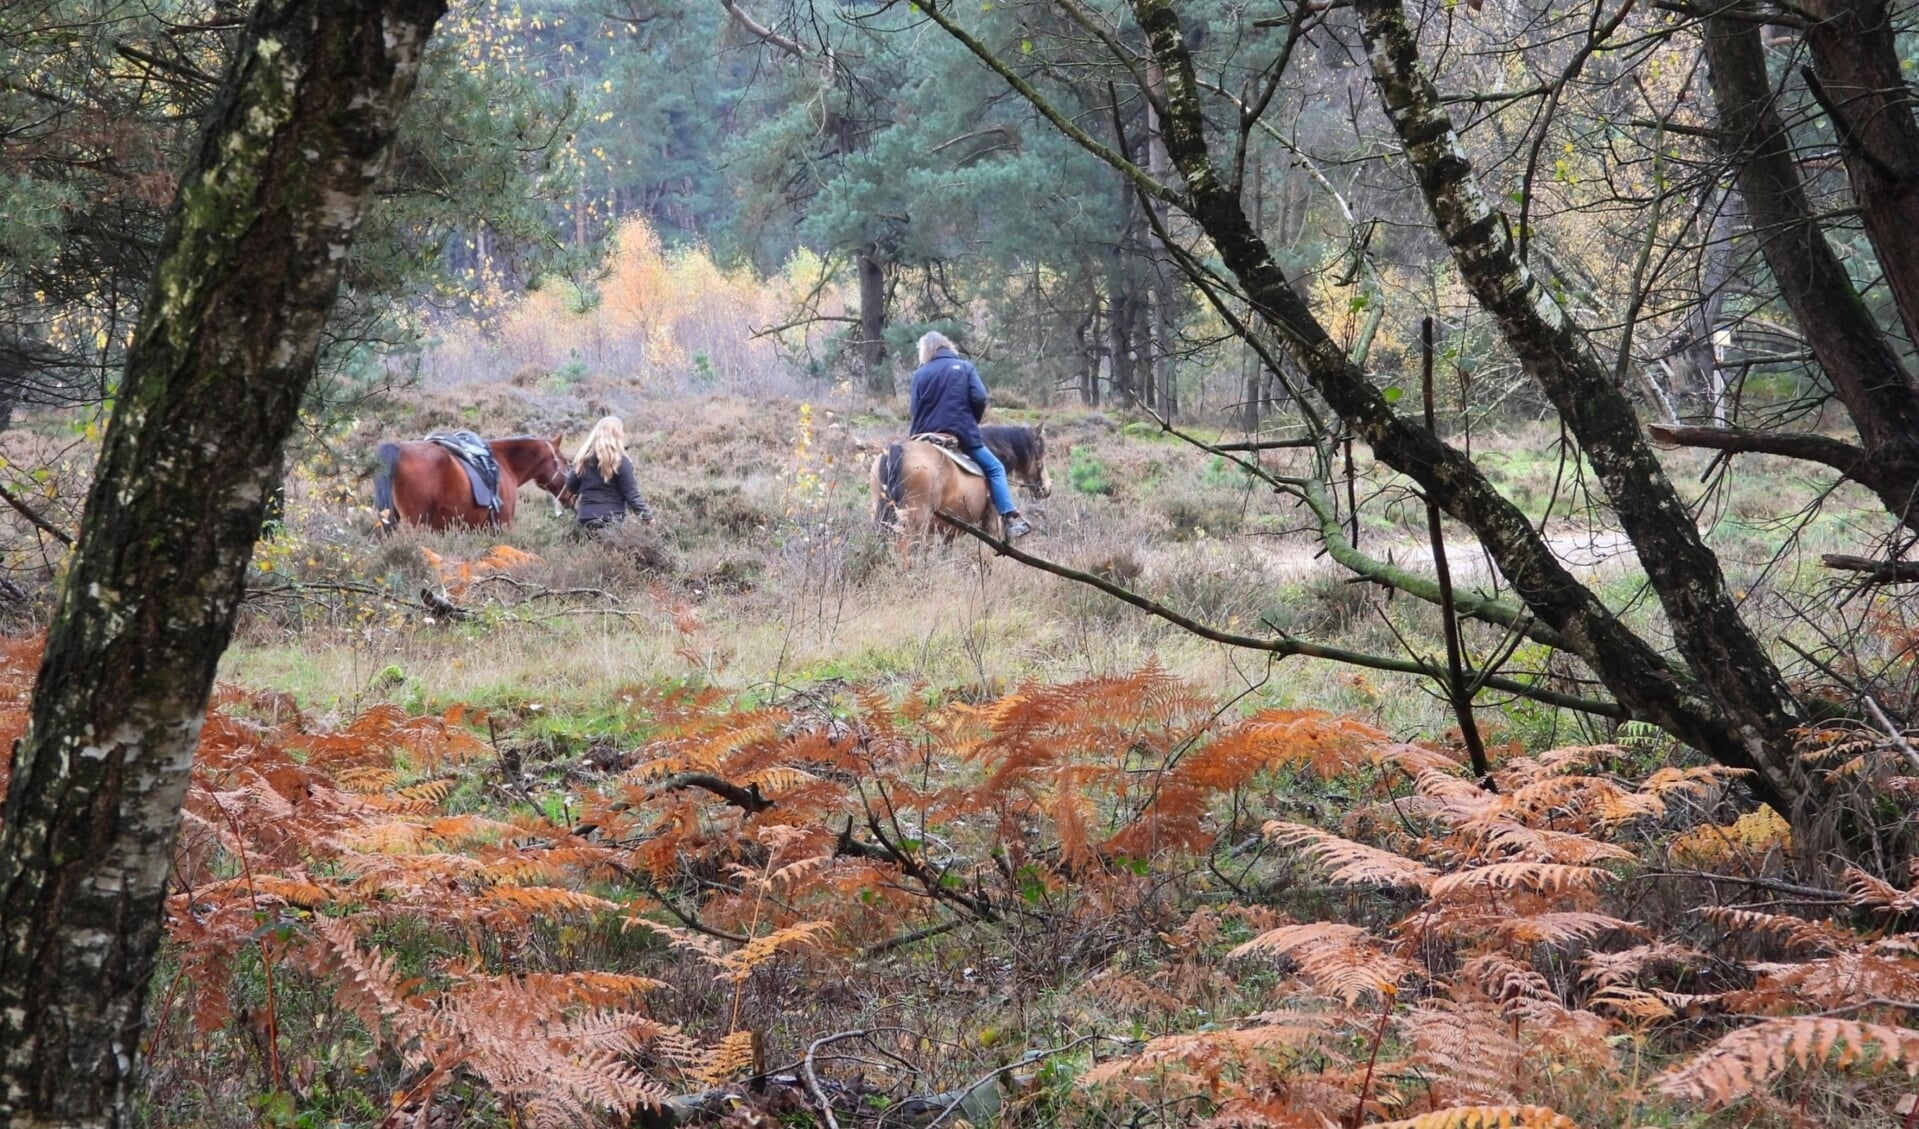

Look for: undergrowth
[1,638,1915,1127]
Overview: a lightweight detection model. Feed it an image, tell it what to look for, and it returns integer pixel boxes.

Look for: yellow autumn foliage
[486,218,841,389]
[1669,807,1793,866]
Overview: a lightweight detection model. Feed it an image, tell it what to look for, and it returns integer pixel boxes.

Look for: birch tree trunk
[1350,0,1810,801]
[0,2,445,1124]
[1111,0,1795,809]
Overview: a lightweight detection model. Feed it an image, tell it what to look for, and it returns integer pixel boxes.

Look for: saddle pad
[908,433,983,477]
[426,430,504,514]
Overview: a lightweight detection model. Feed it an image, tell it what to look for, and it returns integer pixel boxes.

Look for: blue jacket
[908,347,988,449]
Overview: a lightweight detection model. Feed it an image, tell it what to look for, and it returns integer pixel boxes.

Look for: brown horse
[373,434,571,531]
[870,423,1052,545]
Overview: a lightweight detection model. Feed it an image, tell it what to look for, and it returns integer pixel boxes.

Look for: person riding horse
[907,331,1032,539]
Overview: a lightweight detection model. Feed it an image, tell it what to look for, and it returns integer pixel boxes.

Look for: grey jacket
[566,455,653,524]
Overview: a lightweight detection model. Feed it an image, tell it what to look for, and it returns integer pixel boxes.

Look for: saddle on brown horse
[908,432,984,476]
[426,430,505,517]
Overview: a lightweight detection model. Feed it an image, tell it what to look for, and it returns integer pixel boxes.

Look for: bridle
[1013,440,1050,498]
[538,439,574,505]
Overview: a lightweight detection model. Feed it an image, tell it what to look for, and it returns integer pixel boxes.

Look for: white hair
[917,331,957,365]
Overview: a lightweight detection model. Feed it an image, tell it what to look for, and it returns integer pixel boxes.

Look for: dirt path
[1244,523,1642,586]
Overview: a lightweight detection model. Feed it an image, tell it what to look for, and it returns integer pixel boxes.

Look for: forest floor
[17,378,1905,1128]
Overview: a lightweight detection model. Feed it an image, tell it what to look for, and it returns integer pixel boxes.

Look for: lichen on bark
[0,3,446,1124]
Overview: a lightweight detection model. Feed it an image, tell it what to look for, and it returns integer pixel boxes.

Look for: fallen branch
[647,772,776,813]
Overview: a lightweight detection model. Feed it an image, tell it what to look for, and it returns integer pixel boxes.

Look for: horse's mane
[980,424,1041,472]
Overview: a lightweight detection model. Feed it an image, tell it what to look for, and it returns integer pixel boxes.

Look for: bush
[1069,445,1113,496]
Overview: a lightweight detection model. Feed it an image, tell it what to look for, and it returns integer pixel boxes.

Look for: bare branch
[940,515,1624,718]
[1821,554,1919,586]
[1649,423,1868,476]
[720,0,807,60]
[0,483,73,547]
[647,772,776,813]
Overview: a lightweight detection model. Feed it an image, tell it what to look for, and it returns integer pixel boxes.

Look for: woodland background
[4,0,1919,1127]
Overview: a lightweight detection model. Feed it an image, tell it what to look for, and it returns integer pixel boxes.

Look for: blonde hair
[918,331,957,365]
[574,416,627,478]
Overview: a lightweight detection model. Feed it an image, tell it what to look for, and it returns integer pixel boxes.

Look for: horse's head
[1022,421,1053,499]
[531,433,575,508]
[982,422,1053,500]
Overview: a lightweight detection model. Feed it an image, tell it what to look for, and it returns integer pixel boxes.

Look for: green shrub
[1069,445,1113,495]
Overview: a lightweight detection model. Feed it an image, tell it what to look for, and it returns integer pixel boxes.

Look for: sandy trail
[1227,523,1643,587]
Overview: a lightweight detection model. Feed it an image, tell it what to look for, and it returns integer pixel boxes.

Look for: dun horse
[870,423,1051,545]
[374,434,571,531]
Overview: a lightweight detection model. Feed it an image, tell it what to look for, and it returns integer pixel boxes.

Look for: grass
[115,380,1919,1129]
[217,384,1902,757]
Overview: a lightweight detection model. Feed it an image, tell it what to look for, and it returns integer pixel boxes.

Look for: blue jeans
[966,445,1018,515]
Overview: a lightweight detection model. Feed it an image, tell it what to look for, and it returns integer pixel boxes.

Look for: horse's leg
[496,474,517,528]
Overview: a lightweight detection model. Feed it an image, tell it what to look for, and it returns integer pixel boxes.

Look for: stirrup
[1003,515,1033,539]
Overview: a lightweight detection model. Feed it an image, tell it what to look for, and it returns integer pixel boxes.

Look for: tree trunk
[1106,264,1138,407]
[1352,0,1810,805]
[1701,15,1919,526]
[1126,0,1793,811]
[0,2,444,1124]
[1800,0,1919,361]
[857,242,890,396]
[1146,61,1177,422]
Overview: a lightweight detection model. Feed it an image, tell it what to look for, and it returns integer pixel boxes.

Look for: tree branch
[719,0,807,60]
[1820,554,1919,585]
[941,515,1624,718]
[1648,423,1869,477]
[0,482,73,547]
[647,772,776,813]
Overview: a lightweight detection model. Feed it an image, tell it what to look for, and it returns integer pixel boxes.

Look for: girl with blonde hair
[566,416,654,532]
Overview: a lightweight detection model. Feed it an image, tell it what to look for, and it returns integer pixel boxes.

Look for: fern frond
[1473,822,1634,865]
[1656,1017,1919,1107]
[1431,910,1640,947]
[1371,1106,1579,1129]
[1205,708,1392,780]
[1585,983,1677,1021]
[481,886,618,916]
[1580,941,1711,989]
[1429,862,1609,899]
[714,919,834,981]
[1229,922,1416,1004]
[1746,943,1919,1010]
[1079,1022,1327,1087]
[692,1029,759,1084]
[1698,907,1852,953]
[1845,866,1919,913]
[1263,821,1436,890]
[1456,953,1558,1007]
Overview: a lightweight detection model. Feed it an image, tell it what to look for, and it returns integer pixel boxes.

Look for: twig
[1863,697,1919,776]
[1210,436,1320,452]
[923,1035,1104,1129]
[862,915,969,957]
[1633,869,1845,902]
[802,1032,852,1129]
[0,481,73,546]
[1422,316,1489,777]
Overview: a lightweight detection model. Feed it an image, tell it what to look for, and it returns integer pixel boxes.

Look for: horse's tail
[873,444,907,527]
[373,441,401,533]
